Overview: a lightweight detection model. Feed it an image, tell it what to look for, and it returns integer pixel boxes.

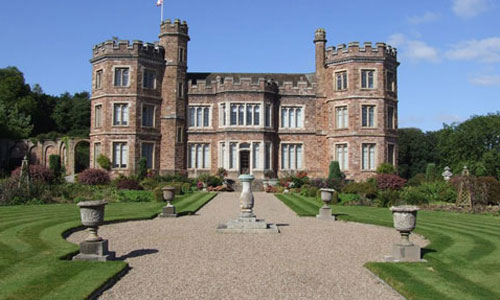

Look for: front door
[240,150,250,174]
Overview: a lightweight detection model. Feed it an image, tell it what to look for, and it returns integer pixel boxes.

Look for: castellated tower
[158,19,189,174]
[315,30,399,180]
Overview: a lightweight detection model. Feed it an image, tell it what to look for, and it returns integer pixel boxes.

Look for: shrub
[264,169,276,179]
[418,181,456,203]
[117,190,152,202]
[137,157,147,180]
[376,190,402,207]
[300,186,318,198]
[97,154,111,170]
[400,186,428,205]
[407,173,426,187]
[206,175,223,187]
[0,179,52,205]
[216,167,227,178]
[49,155,62,179]
[342,181,378,199]
[11,165,54,184]
[328,161,344,181]
[116,178,142,190]
[375,174,407,190]
[425,163,439,181]
[377,163,396,174]
[77,168,110,185]
[161,171,191,183]
[182,182,192,194]
[140,177,159,190]
[474,177,500,205]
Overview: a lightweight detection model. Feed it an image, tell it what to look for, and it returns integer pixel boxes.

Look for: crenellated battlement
[91,40,164,61]
[160,19,189,36]
[325,41,397,63]
[187,74,315,95]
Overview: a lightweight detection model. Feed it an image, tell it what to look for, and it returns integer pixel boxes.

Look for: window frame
[385,70,396,92]
[93,142,101,168]
[335,143,349,171]
[334,70,348,91]
[361,104,376,128]
[387,106,395,130]
[280,143,304,170]
[94,104,103,128]
[187,143,211,170]
[142,69,157,90]
[141,103,156,128]
[140,142,155,170]
[112,102,130,127]
[188,104,212,129]
[227,102,263,128]
[95,69,103,90]
[360,69,376,90]
[279,105,305,129]
[361,143,376,171]
[335,105,348,129]
[111,141,129,169]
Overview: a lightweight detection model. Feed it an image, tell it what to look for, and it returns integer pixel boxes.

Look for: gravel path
[68,192,426,300]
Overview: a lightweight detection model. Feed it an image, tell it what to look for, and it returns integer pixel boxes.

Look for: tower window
[114,67,129,87]
[362,144,376,170]
[95,70,103,89]
[386,71,395,92]
[387,106,395,129]
[335,71,347,91]
[143,70,156,89]
[335,106,348,129]
[112,142,128,169]
[361,69,375,89]
[361,105,375,128]
[113,103,129,126]
[142,104,155,127]
[94,105,102,128]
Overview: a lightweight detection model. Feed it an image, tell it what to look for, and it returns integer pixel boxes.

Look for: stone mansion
[89,19,399,181]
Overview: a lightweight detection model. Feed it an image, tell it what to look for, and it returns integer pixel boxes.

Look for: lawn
[0,192,217,300]
[275,193,500,300]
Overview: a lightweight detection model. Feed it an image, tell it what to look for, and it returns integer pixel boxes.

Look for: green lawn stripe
[286,194,321,214]
[275,194,319,216]
[174,193,205,212]
[275,194,311,216]
[178,193,216,214]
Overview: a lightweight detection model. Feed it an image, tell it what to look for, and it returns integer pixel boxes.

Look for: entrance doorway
[239,150,250,174]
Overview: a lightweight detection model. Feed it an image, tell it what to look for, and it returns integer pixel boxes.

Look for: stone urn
[160,186,177,218]
[239,174,255,217]
[162,186,175,206]
[77,200,107,241]
[389,205,421,261]
[317,188,335,220]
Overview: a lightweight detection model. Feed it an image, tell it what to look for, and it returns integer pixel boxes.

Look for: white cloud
[407,12,440,25]
[388,33,440,63]
[452,0,490,18]
[446,37,500,63]
[470,75,500,86]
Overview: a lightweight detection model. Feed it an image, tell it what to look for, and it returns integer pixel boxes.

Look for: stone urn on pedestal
[73,200,115,261]
[317,188,336,220]
[160,186,177,218]
[217,174,279,233]
[387,205,421,262]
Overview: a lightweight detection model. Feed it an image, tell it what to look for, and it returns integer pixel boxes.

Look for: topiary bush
[376,163,396,174]
[425,163,439,181]
[97,154,111,171]
[116,178,143,190]
[77,168,110,185]
[375,174,407,190]
[328,161,344,181]
[11,165,54,184]
[181,182,192,194]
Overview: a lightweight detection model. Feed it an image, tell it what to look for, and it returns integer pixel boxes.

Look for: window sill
[112,125,130,128]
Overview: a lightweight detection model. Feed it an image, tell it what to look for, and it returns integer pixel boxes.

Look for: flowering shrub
[375,174,407,190]
[77,168,110,185]
[11,165,54,184]
[343,182,378,199]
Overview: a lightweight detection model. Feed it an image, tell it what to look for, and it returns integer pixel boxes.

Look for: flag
[156,0,163,7]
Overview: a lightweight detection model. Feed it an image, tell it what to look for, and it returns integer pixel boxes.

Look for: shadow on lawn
[421,247,437,258]
[116,249,159,261]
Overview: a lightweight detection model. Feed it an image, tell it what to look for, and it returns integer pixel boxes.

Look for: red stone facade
[89,21,399,181]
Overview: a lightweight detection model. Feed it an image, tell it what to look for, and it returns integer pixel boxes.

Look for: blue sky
[0,0,498,131]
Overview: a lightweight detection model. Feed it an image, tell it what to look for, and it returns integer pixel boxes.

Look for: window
[142,104,154,127]
[114,68,129,87]
[141,143,154,169]
[386,71,395,91]
[94,105,102,128]
[264,143,271,170]
[229,143,237,169]
[387,106,395,129]
[335,106,348,129]
[188,144,210,169]
[220,104,227,126]
[178,82,184,98]
[361,105,375,128]
[281,144,303,170]
[335,144,348,171]
[335,71,347,91]
[113,103,129,126]
[362,144,376,170]
[229,103,261,126]
[95,70,103,89]
[143,70,156,89]
[361,69,375,89]
[188,106,210,128]
[252,142,261,169]
[112,142,128,168]
[265,104,272,127]
[388,144,395,165]
[93,143,101,168]
[179,47,185,63]
[176,126,183,143]
[280,107,304,128]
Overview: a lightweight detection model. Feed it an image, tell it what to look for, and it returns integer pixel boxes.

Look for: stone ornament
[386,205,422,262]
[160,186,177,218]
[78,200,107,241]
[217,174,278,233]
[317,188,336,220]
[442,166,453,181]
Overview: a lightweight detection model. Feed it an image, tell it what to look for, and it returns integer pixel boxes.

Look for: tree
[51,92,90,137]
[0,102,33,139]
[397,128,437,179]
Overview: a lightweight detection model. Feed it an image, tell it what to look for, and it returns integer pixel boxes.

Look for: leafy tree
[51,92,90,137]
[0,102,33,139]
[397,128,437,179]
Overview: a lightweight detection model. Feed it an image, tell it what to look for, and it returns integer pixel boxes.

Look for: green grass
[275,193,500,300]
[0,191,217,300]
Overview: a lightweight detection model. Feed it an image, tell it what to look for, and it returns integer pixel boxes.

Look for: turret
[158,19,190,174]
[314,28,327,97]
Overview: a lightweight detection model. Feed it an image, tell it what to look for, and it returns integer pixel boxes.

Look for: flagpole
[161,0,164,23]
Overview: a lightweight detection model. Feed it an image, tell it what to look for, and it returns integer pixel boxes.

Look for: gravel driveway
[68,192,426,299]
